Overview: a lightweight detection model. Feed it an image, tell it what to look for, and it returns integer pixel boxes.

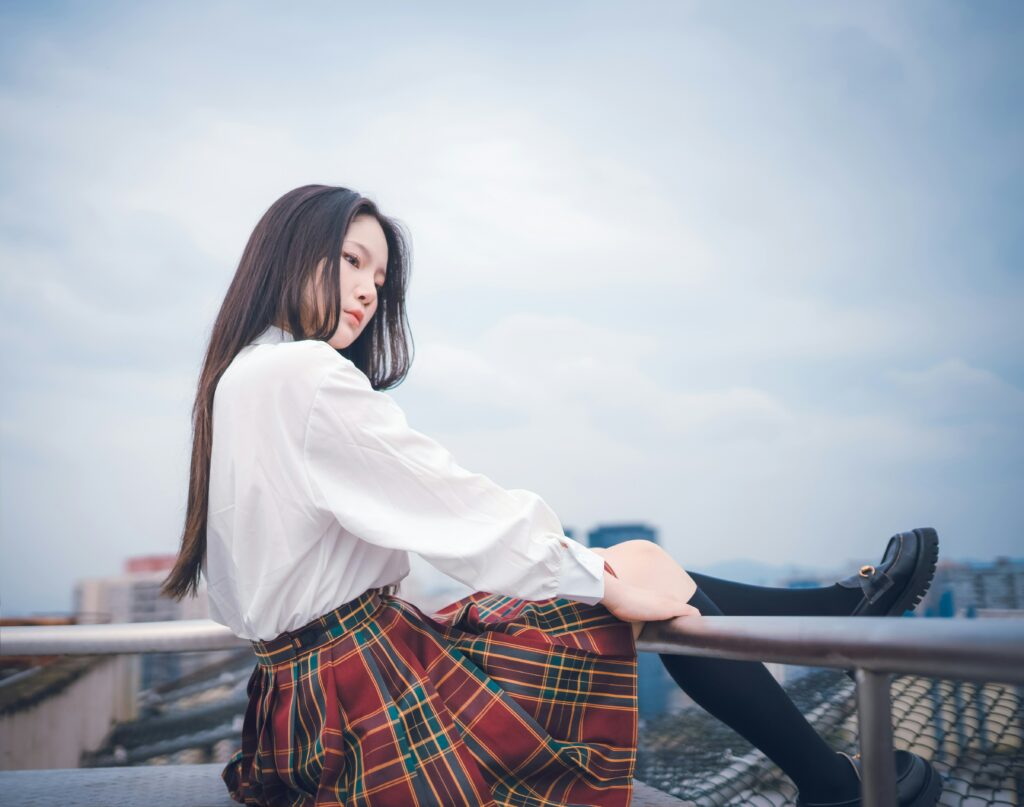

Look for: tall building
[587,523,656,551]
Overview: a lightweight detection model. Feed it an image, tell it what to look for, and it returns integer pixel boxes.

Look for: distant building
[588,523,657,550]
[921,557,1024,617]
[74,555,230,691]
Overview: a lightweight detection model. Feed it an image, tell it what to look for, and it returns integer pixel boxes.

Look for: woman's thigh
[590,540,697,642]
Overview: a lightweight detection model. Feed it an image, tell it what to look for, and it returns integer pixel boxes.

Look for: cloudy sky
[2,2,1021,615]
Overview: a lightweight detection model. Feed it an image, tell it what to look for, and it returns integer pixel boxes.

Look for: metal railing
[4,615,1024,807]
[639,615,1024,806]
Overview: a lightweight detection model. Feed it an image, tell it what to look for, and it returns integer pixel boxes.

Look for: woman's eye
[344,250,384,289]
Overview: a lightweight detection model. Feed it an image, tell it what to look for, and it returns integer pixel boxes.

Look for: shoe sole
[905,758,943,806]
[886,528,940,617]
[797,756,944,806]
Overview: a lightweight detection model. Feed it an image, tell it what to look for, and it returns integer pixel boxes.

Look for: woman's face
[304,214,389,349]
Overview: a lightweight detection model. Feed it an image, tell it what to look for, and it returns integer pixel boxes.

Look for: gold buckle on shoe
[859,565,875,578]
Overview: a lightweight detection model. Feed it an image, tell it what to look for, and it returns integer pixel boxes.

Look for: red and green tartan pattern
[223,569,638,806]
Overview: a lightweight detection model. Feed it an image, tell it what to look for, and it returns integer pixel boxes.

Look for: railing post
[855,668,897,807]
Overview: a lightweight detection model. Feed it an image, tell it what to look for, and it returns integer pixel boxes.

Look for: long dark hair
[161,185,414,601]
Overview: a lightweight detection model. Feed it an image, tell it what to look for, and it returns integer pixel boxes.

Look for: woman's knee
[620,538,681,569]
[625,538,668,560]
[598,539,694,592]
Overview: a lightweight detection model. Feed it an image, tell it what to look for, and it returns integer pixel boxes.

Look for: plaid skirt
[222,560,638,807]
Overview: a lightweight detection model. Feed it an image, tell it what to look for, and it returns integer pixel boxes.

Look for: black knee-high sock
[658,587,859,801]
[688,571,863,617]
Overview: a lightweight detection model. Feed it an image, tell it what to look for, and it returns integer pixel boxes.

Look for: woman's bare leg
[589,539,697,642]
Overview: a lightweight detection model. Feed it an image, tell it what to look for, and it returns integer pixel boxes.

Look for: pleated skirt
[223,560,638,807]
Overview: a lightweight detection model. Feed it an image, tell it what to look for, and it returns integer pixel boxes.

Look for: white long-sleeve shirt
[204,324,606,640]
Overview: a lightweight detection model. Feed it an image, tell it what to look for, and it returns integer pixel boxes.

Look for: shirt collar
[248,324,296,347]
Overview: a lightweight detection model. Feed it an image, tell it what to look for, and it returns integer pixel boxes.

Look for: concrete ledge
[0,763,694,806]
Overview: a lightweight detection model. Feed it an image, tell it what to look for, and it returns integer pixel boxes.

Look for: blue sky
[1,2,1021,615]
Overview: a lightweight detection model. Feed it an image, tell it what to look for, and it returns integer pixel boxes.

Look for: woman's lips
[345,311,361,327]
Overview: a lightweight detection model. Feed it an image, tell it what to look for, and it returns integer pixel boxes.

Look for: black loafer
[796,750,943,806]
[838,528,940,617]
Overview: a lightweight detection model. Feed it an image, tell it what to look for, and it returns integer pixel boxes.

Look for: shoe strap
[863,568,895,604]
[838,751,862,781]
[838,565,895,605]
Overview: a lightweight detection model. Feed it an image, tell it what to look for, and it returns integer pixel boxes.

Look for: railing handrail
[639,614,1024,685]
[6,614,1024,806]
[4,615,1023,684]
[2,619,249,656]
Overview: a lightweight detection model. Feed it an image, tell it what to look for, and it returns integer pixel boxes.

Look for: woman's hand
[599,570,701,623]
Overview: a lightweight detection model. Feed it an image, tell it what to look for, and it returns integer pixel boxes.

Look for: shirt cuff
[553,537,606,605]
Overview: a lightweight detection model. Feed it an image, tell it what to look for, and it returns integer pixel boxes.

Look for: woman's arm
[302,350,606,604]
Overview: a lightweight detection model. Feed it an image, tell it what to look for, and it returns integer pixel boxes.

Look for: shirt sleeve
[302,355,606,604]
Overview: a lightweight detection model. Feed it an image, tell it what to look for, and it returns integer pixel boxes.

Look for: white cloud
[886,358,1024,423]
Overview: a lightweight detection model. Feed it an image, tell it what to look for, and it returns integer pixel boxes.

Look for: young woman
[162,185,943,807]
